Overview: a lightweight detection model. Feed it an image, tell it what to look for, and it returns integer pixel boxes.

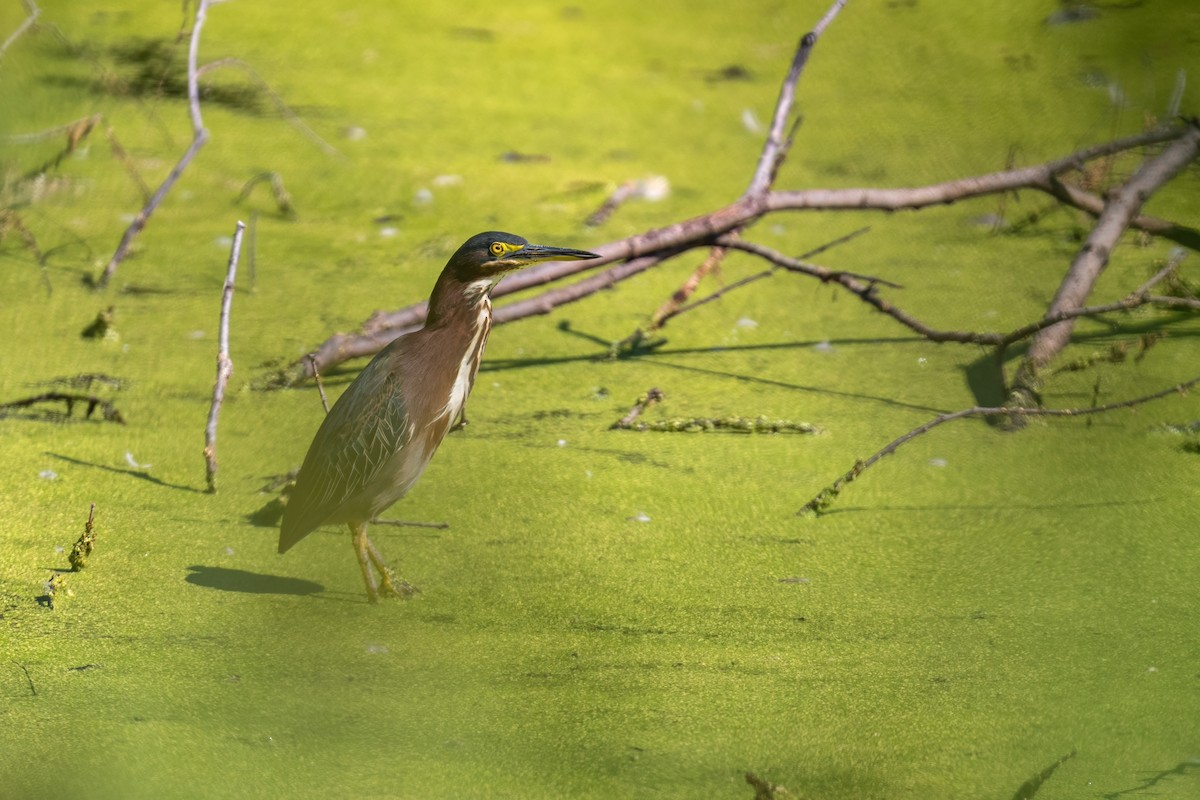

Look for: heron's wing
[280,346,413,551]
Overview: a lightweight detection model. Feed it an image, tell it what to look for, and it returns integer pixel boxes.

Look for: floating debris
[68,503,98,571]
[80,306,117,340]
[125,452,152,469]
[499,151,550,163]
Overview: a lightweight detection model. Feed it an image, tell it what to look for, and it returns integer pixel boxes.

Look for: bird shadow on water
[185,565,325,596]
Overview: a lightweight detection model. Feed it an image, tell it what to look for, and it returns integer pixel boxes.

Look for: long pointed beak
[514,244,601,264]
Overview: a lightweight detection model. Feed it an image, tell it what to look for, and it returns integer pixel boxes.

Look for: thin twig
[96,0,214,288]
[613,245,731,353]
[799,375,1200,516]
[661,227,875,326]
[610,388,664,430]
[0,0,40,64]
[747,0,848,195]
[996,249,1192,369]
[204,220,245,493]
[371,518,450,530]
[307,353,329,414]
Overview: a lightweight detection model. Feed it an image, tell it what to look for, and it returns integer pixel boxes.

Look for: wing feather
[279,343,413,551]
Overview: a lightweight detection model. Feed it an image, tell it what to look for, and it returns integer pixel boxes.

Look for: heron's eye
[489,242,506,256]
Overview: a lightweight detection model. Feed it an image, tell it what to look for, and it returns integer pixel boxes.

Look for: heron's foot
[377,567,419,599]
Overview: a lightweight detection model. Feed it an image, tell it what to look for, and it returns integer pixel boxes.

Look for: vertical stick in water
[205,221,246,493]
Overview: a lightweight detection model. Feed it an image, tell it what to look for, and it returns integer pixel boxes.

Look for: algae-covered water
[2,2,1199,798]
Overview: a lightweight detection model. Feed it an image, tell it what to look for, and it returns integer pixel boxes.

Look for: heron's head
[447,231,600,284]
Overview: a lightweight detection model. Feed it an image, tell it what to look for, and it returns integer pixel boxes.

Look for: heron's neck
[425,273,496,330]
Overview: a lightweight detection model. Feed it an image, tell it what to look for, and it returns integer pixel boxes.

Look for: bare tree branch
[95,0,215,289]
[799,375,1200,516]
[204,219,245,493]
[0,0,39,65]
[747,0,847,195]
[1008,124,1200,406]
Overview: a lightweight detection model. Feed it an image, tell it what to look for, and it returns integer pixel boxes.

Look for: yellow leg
[350,521,417,602]
[350,522,379,603]
[364,535,418,598]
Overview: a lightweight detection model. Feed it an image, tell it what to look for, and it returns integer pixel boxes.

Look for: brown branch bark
[267,0,1198,392]
[1007,123,1200,407]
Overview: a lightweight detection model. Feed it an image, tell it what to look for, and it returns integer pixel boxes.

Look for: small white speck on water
[741,108,763,133]
[365,643,389,655]
[413,188,434,205]
[189,330,206,340]
[1146,666,1158,673]
[929,458,948,468]
[378,226,398,238]
[55,545,65,554]
[39,470,58,481]
[223,547,235,557]
[557,439,568,447]
[813,340,834,353]
[736,317,758,329]
[918,357,928,366]
[344,126,367,141]
[215,235,233,248]
[432,174,462,187]
[125,452,152,469]
[636,175,670,202]
[630,512,651,523]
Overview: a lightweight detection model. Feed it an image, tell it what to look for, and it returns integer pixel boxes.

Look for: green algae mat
[2,2,1199,798]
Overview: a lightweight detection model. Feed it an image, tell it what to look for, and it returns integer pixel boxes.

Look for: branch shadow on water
[185,565,324,596]
[484,325,952,416]
[44,452,207,494]
[1101,759,1200,800]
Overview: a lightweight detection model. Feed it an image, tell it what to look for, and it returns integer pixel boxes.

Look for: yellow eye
[489,242,505,256]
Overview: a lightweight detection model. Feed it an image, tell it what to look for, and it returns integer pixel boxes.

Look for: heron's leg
[363,534,418,598]
[350,521,380,604]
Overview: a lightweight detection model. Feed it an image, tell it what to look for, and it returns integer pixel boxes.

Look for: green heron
[279,232,599,602]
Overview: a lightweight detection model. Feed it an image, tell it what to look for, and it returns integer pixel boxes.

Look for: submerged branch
[799,375,1200,516]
